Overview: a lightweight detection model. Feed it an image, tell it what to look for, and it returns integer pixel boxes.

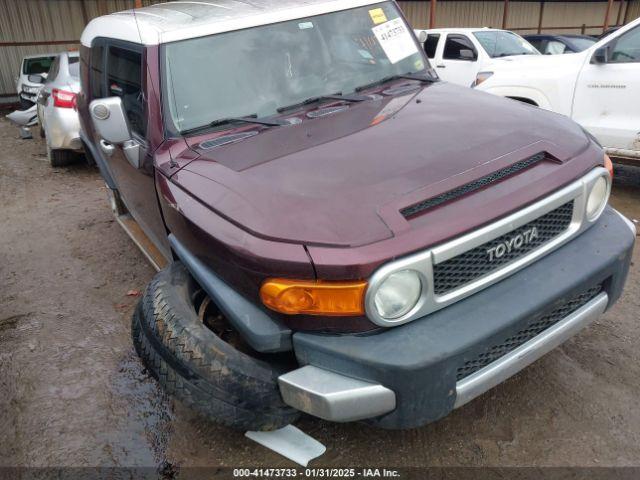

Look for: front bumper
[282,207,635,429]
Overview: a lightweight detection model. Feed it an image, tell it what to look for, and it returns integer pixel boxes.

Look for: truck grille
[456,284,603,381]
[433,201,574,295]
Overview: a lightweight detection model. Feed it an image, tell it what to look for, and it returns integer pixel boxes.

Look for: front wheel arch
[507,96,539,106]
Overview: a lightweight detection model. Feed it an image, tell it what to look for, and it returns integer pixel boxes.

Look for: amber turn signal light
[604,153,614,179]
[260,279,367,316]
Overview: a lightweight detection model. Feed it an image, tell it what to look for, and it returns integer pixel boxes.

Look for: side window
[443,35,477,61]
[610,26,640,63]
[47,56,60,81]
[527,38,543,52]
[106,45,146,137]
[424,34,440,59]
[546,40,567,55]
[90,45,105,98]
[68,57,80,78]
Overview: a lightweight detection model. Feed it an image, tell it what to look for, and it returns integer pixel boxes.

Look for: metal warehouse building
[1,0,639,105]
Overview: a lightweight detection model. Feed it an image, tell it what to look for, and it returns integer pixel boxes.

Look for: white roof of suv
[81,0,383,46]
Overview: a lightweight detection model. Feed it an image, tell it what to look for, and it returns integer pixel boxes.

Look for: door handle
[99,139,115,157]
[436,65,446,68]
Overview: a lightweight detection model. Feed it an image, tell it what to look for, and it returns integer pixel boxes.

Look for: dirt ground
[1,115,639,470]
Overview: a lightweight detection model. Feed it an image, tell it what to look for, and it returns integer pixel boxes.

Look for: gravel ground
[1,116,639,471]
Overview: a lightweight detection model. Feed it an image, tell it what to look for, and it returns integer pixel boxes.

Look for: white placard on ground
[246,425,327,467]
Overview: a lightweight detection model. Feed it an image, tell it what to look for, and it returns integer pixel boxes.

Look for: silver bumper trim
[613,208,637,237]
[454,291,609,408]
[278,365,396,422]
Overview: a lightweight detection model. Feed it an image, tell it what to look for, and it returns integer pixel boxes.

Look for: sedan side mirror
[28,74,45,84]
[89,97,142,169]
[591,46,609,64]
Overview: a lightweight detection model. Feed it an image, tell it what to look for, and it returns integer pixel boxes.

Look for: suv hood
[174,82,590,248]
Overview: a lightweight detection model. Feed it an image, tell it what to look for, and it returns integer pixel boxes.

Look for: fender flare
[481,86,552,110]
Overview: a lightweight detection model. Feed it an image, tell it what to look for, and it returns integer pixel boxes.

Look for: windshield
[566,37,597,51]
[23,56,55,75]
[473,31,539,58]
[162,2,427,133]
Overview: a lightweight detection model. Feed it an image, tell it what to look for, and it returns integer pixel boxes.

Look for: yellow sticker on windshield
[369,8,387,25]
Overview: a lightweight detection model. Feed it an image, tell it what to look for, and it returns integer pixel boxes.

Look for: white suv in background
[414,28,539,86]
[475,17,640,163]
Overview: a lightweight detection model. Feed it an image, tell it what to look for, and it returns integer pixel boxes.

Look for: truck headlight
[373,270,422,319]
[586,174,610,221]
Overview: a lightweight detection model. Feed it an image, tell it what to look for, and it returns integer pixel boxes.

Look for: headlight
[373,270,422,319]
[586,174,610,221]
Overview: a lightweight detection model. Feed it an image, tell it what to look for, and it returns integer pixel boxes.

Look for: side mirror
[418,30,428,43]
[459,49,476,61]
[28,74,45,84]
[591,46,609,64]
[90,97,131,143]
[89,97,142,168]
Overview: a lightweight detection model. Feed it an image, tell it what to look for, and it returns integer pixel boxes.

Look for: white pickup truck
[414,28,539,87]
[476,17,640,162]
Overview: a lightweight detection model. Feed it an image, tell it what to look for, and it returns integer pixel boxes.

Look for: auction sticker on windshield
[369,7,387,24]
[372,18,418,64]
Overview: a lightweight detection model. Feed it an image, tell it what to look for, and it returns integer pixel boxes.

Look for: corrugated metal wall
[399,0,640,33]
[0,0,161,104]
[1,0,639,104]
[627,0,640,20]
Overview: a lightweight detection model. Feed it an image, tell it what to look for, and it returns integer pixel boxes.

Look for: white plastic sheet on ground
[245,425,326,466]
[6,105,38,127]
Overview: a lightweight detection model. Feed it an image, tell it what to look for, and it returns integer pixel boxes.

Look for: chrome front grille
[433,201,575,295]
[456,283,603,381]
[364,168,609,327]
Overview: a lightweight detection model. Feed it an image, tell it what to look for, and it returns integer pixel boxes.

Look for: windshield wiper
[277,92,371,113]
[180,114,289,136]
[355,72,437,93]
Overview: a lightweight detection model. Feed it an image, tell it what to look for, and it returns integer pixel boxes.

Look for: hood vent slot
[401,152,547,219]
[306,105,349,118]
[199,131,259,150]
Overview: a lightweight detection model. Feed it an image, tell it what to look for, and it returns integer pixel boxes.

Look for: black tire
[47,144,75,167]
[132,261,300,431]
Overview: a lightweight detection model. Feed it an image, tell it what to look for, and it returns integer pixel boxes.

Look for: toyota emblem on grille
[486,227,539,262]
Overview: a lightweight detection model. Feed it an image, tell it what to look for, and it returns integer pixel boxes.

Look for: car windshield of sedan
[474,31,539,58]
[162,2,427,133]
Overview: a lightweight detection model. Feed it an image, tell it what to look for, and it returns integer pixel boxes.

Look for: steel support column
[502,0,510,29]
[429,0,437,29]
[537,1,545,33]
[603,0,615,32]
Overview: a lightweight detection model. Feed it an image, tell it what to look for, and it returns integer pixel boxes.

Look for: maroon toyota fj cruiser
[78,0,635,430]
